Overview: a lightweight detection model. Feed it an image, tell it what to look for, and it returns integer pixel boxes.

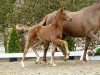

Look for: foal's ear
[60,8,64,12]
[60,8,65,12]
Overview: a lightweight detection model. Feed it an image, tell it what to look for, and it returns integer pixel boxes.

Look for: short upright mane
[52,10,59,26]
[51,9,64,29]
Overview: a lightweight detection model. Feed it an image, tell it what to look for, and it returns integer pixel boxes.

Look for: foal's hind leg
[32,45,40,64]
[21,36,36,67]
[21,44,30,67]
[32,41,43,64]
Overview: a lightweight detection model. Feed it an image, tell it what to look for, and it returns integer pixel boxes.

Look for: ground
[0,58,100,75]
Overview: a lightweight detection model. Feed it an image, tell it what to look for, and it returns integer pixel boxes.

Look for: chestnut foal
[21,8,72,67]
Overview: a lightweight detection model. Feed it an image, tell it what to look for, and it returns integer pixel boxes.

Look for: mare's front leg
[81,37,91,61]
[50,44,57,66]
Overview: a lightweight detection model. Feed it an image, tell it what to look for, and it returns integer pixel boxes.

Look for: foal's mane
[51,9,63,29]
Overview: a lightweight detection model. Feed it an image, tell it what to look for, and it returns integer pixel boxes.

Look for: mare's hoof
[43,59,47,63]
[83,59,88,62]
[64,58,67,62]
[43,61,47,64]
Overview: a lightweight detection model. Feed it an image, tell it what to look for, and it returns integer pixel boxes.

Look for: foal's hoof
[50,61,57,67]
[35,57,40,64]
[21,61,25,68]
[53,64,57,67]
[35,61,38,64]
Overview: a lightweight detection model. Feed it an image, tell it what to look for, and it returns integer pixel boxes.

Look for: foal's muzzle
[66,18,72,22]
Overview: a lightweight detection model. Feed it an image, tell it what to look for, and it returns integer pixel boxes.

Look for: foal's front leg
[61,40,70,59]
[53,39,70,61]
[50,44,57,66]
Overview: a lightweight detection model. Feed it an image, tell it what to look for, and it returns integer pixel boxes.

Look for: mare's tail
[39,14,49,26]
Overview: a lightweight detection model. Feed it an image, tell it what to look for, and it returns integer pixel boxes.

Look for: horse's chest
[51,29,62,38]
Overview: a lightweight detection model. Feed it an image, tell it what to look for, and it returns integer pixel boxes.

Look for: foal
[21,8,72,67]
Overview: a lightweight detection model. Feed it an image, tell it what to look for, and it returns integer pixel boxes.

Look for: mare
[41,2,100,62]
[21,8,72,67]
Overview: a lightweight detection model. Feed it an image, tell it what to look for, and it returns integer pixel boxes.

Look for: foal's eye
[62,13,65,15]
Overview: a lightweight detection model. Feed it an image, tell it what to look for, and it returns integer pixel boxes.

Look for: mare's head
[55,8,72,22]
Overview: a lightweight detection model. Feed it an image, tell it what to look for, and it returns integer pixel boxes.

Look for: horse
[40,1,100,62]
[21,8,72,67]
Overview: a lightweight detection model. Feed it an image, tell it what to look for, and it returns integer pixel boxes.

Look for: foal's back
[37,25,53,42]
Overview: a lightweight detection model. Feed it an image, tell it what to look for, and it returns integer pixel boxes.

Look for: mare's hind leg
[82,31,100,61]
[50,44,57,66]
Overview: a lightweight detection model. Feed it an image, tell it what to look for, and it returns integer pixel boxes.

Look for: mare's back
[46,11,57,25]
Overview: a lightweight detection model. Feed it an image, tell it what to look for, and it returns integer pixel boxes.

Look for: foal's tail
[39,14,49,26]
[16,24,31,31]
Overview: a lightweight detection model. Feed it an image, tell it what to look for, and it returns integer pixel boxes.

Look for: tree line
[0,0,96,52]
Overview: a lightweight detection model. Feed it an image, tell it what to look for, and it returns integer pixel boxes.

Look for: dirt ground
[0,58,100,75]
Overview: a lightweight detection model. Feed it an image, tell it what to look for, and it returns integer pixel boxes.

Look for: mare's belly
[63,24,86,37]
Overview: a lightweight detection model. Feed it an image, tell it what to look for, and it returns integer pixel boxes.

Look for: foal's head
[55,8,72,22]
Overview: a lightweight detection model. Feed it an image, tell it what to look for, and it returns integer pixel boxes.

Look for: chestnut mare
[21,8,72,67]
[41,2,100,62]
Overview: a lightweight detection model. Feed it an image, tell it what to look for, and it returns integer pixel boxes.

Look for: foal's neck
[52,17,64,31]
